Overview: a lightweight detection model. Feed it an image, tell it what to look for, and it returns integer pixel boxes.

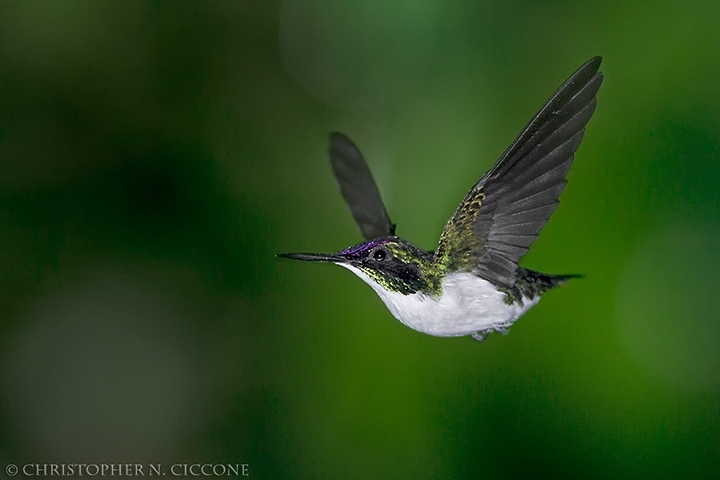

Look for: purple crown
[339,238,391,258]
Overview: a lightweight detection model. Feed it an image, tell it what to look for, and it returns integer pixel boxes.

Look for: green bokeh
[0,1,719,478]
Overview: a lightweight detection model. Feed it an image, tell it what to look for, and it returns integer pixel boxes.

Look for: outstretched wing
[435,57,604,288]
[329,132,395,240]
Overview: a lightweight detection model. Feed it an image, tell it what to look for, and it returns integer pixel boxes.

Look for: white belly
[339,266,540,337]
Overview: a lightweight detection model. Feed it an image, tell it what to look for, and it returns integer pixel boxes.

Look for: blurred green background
[1,1,719,478]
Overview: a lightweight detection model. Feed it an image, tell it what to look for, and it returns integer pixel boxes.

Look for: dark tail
[518,269,584,295]
[545,272,584,287]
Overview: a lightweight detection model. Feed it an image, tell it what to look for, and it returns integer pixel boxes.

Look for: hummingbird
[279,57,603,341]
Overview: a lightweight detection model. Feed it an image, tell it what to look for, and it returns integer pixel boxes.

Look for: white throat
[338,264,539,337]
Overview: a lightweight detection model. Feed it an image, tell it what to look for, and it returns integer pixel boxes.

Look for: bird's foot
[471,323,513,342]
[471,331,490,342]
[493,325,511,335]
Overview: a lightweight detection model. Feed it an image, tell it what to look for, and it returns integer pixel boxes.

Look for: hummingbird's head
[278,237,440,295]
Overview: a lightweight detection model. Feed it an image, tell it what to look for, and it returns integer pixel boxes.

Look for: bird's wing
[329,132,395,240]
[435,57,603,288]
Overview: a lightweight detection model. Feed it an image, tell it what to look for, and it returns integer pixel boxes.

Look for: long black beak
[276,252,347,263]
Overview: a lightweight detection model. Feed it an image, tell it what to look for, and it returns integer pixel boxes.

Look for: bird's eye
[373,249,387,261]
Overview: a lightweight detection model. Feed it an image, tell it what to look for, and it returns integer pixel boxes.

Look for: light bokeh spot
[1,274,199,461]
[616,228,720,391]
